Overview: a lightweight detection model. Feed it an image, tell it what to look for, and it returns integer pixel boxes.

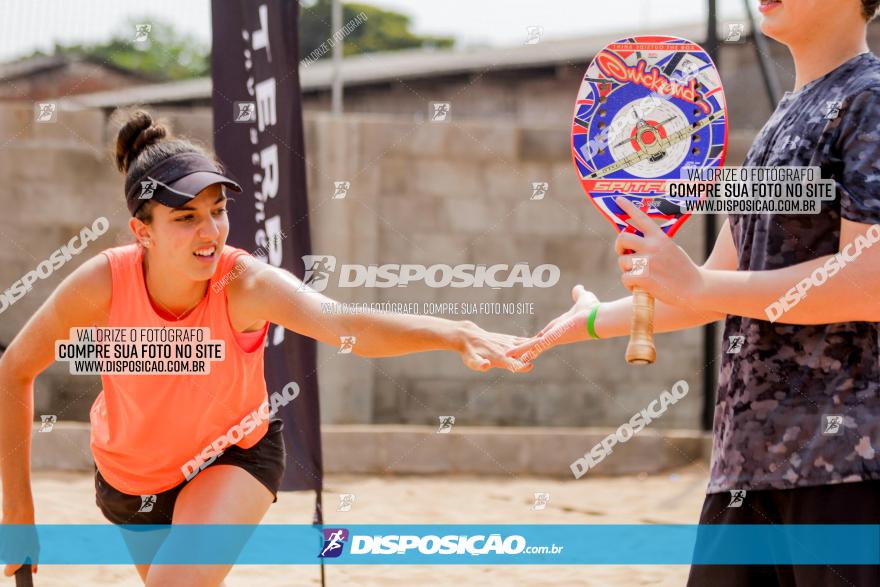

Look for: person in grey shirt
[511,0,880,584]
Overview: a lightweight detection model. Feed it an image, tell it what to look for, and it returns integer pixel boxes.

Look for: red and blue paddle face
[571,35,728,238]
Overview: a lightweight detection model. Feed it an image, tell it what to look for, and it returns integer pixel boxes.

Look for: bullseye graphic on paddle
[571,35,728,365]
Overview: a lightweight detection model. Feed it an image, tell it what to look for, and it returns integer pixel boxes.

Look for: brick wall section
[0,61,152,101]
[0,104,754,427]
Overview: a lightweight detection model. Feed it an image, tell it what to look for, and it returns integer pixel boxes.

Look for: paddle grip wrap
[15,564,33,587]
[626,287,656,365]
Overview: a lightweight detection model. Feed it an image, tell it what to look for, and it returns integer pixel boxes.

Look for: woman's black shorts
[95,419,286,525]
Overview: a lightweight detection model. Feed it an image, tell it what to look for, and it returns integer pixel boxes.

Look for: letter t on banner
[210,0,324,497]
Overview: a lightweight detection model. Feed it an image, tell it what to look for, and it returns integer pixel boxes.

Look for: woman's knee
[135,563,150,584]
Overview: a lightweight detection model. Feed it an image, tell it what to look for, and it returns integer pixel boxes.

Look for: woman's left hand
[506,285,599,363]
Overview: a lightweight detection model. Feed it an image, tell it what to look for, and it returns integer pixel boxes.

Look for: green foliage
[299,0,454,60]
[22,4,453,80]
[26,17,209,81]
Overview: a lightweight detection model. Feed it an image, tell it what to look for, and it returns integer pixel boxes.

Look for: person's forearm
[593,295,724,339]
[334,312,467,358]
[697,255,880,324]
[0,360,35,520]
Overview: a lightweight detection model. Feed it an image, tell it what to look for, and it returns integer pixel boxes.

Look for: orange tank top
[90,244,270,495]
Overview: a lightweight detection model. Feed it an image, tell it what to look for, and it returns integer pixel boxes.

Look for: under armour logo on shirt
[779,135,802,151]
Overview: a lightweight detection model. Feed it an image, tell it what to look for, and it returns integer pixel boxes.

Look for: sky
[0,0,752,62]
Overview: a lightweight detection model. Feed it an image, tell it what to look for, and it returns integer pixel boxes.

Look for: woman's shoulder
[92,244,138,293]
[218,243,258,262]
[218,245,272,282]
[221,247,273,331]
[75,252,113,297]
[221,247,266,298]
[48,251,113,325]
[99,243,139,263]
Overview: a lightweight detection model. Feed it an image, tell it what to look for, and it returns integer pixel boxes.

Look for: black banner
[211,0,323,493]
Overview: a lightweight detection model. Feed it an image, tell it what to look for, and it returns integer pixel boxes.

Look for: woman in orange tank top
[0,111,531,586]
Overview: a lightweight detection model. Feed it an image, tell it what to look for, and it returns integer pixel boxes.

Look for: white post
[331,0,343,114]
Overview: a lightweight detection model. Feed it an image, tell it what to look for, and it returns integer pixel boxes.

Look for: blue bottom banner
[1,524,878,565]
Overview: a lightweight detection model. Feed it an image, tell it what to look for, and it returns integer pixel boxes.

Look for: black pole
[314,490,326,586]
[743,0,782,107]
[702,0,720,432]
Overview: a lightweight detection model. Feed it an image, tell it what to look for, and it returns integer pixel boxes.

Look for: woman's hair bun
[115,110,168,174]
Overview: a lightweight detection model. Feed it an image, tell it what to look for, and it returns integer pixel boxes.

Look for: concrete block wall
[0,103,754,429]
[0,105,127,420]
[302,112,739,429]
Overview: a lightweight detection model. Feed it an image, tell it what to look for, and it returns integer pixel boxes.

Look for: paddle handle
[626,287,656,365]
[15,564,33,587]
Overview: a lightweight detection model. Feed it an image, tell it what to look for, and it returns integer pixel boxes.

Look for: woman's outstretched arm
[227,256,532,373]
[0,255,111,578]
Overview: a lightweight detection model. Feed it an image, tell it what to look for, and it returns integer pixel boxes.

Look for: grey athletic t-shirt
[709,52,880,493]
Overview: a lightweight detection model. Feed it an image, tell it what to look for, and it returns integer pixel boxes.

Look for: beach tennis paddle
[570,35,728,364]
[14,564,33,586]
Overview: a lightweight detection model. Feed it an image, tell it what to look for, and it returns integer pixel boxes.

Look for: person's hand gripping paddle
[570,35,728,364]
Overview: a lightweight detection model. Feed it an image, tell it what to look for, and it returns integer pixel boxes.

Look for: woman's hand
[455,321,534,373]
[505,285,600,363]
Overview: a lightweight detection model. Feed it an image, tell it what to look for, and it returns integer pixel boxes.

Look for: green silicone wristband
[587,304,601,340]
